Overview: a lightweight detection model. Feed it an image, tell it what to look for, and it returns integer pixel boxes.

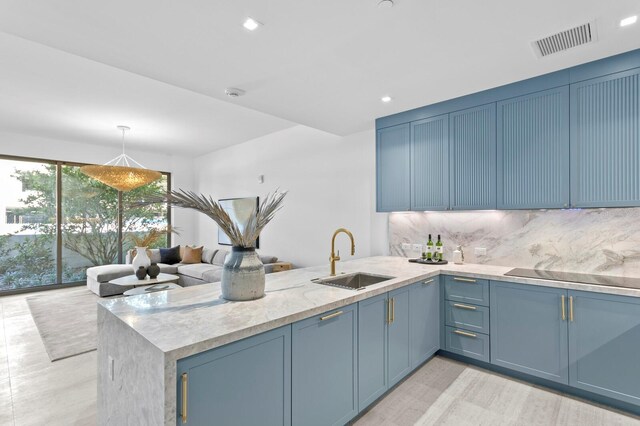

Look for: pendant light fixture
[80,126,162,192]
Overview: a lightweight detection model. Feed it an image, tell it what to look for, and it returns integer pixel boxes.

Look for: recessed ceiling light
[381,96,392,103]
[378,0,394,9]
[620,15,637,27]
[243,17,262,31]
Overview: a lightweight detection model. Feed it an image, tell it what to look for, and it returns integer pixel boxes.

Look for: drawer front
[445,301,490,334]
[444,326,490,362]
[444,275,489,306]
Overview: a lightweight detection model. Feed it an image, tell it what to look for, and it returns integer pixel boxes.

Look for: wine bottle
[436,234,443,261]
[426,234,434,260]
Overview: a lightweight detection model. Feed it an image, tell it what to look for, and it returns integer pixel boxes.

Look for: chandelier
[80,126,162,192]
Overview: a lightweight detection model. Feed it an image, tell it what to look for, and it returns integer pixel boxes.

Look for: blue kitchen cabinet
[568,290,640,406]
[409,277,440,368]
[292,303,358,426]
[570,68,640,208]
[490,281,569,384]
[387,286,412,387]
[497,87,570,209]
[358,293,388,410]
[376,123,411,212]
[449,103,497,210]
[411,115,449,210]
[176,326,291,426]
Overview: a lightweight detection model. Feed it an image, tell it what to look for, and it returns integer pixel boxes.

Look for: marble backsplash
[389,208,640,275]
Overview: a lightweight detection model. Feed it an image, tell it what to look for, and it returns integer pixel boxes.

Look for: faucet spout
[330,228,356,276]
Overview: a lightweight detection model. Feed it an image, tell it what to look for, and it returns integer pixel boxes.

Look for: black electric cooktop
[504,268,640,290]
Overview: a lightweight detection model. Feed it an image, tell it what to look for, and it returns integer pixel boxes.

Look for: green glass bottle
[436,234,443,261]
[426,234,434,260]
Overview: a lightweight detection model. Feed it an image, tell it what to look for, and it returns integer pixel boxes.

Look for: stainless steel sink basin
[312,272,395,291]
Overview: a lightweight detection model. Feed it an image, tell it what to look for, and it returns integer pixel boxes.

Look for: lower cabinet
[176,326,291,426]
[568,290,640,405]
[409,277,440,368]
[388,286,412,386]
[357,278,440,412]
[490,281,569,384]
[292,303,358,426]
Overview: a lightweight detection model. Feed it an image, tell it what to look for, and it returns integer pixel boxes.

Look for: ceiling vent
[533,22,597,57]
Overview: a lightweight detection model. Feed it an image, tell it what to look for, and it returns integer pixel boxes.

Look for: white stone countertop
[97,256,640,362]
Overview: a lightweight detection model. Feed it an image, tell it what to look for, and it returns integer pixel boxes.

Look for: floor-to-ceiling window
[0,155,170,294]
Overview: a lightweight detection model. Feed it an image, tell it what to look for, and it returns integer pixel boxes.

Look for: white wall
[0,130,197,245]
[194,125,388,268]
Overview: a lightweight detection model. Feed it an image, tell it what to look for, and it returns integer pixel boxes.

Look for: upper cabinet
[375,48,640,212]
[376,124,410,212]
[570,68,640,208]
[411,115,449,211]
[449,104,497,210]
[497,87,570,209]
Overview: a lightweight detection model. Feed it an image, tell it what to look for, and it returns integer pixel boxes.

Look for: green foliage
[0,163,168,290]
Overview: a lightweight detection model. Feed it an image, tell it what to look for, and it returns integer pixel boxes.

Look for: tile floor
[1,286,639,426]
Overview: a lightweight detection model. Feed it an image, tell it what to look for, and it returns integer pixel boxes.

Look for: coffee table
[109,273,180,296]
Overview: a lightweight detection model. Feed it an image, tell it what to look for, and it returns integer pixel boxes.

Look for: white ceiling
[0,0,640,151]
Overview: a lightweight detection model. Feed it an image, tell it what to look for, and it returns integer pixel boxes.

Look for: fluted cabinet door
[376,124,411,212]
[411,115,449,210]
[570,68,640,207]
[449,104,497,210]
[497,87,570,209]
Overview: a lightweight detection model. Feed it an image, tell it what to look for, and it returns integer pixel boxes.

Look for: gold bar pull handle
[561,295,566,321]
[453,277,477,283]
[422,279,435,285]
[181,372,188,423]
[453,329,477,338]
[386,299,391,324]
[391,297,395,323]
[453,303,477,311]
[320,310,343,321]
[569,296,574,322]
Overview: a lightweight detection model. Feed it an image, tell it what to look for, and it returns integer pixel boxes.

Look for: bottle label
[436,246,443,253]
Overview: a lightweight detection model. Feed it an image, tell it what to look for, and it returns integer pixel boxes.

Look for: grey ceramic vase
[221,247,265,301]
[135,266,147,280]
[147,263,160,279]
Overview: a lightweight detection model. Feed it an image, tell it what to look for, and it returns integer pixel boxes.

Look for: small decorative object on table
[131,246,151,272]
[135,266,148,280]
[136,189,287,301]
[147,263,161,279]
[452,245,465,264]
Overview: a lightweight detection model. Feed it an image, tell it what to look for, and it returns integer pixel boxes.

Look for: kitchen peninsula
[97,256,640,425]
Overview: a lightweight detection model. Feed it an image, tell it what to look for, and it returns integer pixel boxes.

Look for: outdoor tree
[0,164,167,289]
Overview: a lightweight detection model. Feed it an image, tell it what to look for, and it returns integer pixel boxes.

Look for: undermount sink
[312,272,395,291]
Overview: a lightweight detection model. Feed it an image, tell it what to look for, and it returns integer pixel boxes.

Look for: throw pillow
[160,245,181,264]
[182,246,203,264]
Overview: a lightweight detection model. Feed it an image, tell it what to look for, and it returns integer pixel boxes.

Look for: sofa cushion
[202,267,223,283]
[177,263,219,280]
[160,245,181,264]
[201,248,217,264]
[182,246,203,264]
[158,263,178,274]
[86,264,133,282]
[259,254,278,264]
[149,249,161,264]
[212,250,229,266]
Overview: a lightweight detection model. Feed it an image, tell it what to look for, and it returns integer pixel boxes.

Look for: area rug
[27,288,102,362]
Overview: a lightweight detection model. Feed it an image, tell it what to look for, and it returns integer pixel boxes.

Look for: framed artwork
[217,197,260,248]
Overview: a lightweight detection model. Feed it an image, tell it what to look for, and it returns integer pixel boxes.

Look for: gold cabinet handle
[453,303,477,311]
[386,299,391,324]
[561,295,566,321]
[181,373,188,423]
[569,296,574,322]
[422,279,435,285]
[453,329,477,338]
[391,298,395,323]
[320,310,343,321]
[453,277,476,283]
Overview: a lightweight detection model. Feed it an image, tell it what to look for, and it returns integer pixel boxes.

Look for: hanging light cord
[103,126,147,169]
